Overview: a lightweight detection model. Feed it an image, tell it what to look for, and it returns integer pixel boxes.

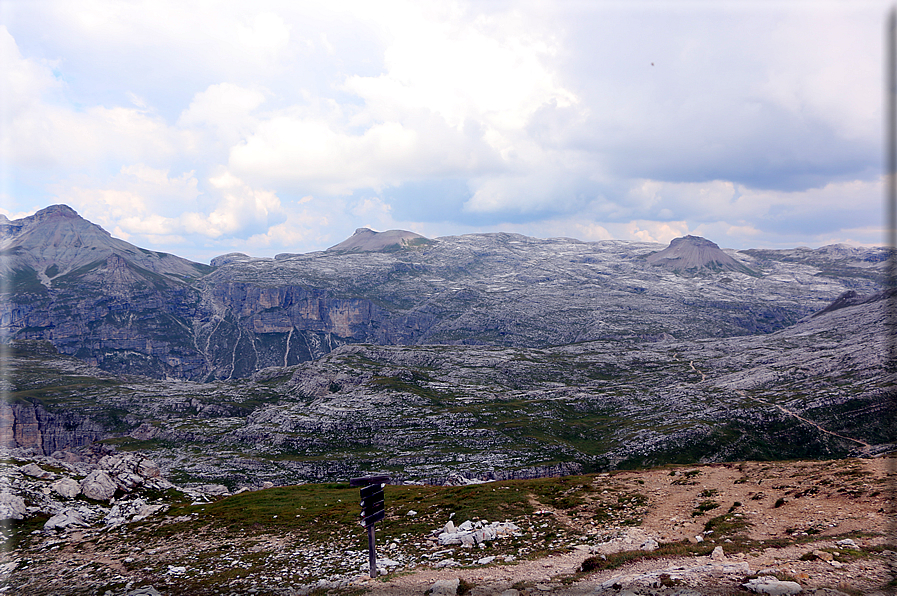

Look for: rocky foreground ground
[0,450,894,595]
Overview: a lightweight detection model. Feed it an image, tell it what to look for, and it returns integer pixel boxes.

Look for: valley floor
[3,456,894,595]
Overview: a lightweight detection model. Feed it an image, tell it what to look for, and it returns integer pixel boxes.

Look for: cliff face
[0,401,107,455]
[1,206,891,380]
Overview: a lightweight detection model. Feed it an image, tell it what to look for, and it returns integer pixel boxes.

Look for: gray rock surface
[742,576,803,595]
[428,577,461,595]
[51,478,81,499]
[80,470,117,501]
[0,493,27,520]
[44,507,90,531]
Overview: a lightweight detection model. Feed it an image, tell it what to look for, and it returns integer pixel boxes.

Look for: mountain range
[0,205,888,381]
[0,205,892,485]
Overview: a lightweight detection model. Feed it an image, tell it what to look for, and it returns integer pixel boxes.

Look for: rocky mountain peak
[32,204,82,221]
[647,235,755,275]
[0,204,207,281]
[326,227,433,253]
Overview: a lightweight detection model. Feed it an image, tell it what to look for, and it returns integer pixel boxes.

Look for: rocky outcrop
[326,227,433,253]
[0,401,107,455]
[647,235,756,275]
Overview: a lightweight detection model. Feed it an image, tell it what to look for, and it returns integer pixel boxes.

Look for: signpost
[350,475,390,578]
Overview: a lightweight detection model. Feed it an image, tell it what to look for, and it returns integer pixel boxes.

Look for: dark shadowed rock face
[647,235,755,275]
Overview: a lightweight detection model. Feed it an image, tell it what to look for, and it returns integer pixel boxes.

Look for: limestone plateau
[0,205,893,486]
[0,205,889,381]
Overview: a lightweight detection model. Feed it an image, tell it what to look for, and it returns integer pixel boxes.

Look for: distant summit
[647,235,756,276]
[326,227,434,253]
[0,204,208,282]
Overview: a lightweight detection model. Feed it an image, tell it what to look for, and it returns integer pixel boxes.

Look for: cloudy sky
[0,0,890,262]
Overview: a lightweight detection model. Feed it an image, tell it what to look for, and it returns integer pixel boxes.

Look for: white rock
[20,463,54,479]
[710,546,725,561]
[406,509,418,516]
[742,576,803,595]
[639,538,659,551]
[80,470,117,501]
[477,556,496,565]
[44,508,89,531]
[438,532,463,546]
[51,478,81,499]
[443,520,456,534]
[197,484,229,496]
[428,578,460,595]
[835,538,858,549]
[0,493,27,520]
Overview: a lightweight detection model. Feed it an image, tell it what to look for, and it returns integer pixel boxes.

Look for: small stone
[407,509,418,516]
[710,546,725,561]
[836,538,858,549]
[428,578,460,595]
[813,549,833,561]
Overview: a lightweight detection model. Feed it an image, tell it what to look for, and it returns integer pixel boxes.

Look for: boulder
[0,493,27,520]
[51,478,81,499]
[428,578,460,596]
[197,484,229,496]
[20,463,54,479]
[80,470,117,501]
[742,576,803,595]
[97,454,161,492]
[44,508,89,531]
[835,538,858,549]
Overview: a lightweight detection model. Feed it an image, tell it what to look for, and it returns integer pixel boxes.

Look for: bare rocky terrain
[1,205,895,594]
[1,451,893,595]
[1,205,888,381]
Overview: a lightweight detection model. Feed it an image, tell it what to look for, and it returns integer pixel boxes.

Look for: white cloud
[2,1,889,258]
[54,166,283,243]
[201,171,285,237]
[236,12,291,61]
[344,3,576,132]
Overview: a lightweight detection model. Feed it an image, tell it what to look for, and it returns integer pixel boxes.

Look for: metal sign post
[350,475,390,578]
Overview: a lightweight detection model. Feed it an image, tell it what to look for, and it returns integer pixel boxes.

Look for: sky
[0,0,891,263]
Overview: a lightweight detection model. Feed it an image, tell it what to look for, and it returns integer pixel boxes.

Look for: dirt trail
[362,457,894,595]
[736,390,871,448]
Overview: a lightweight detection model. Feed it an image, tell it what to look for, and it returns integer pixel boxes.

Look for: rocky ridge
[1,205,889,380]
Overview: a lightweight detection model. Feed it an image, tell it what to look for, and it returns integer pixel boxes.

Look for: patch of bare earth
[363,456,895,595]
[4,456,894,595]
